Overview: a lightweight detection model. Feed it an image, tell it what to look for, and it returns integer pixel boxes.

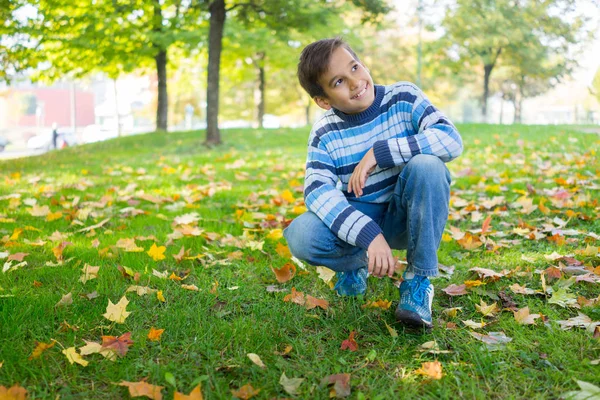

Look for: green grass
[0,124,599,399]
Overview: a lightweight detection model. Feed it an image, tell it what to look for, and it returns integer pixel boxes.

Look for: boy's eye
[334,79,343,87]
[352,64,358,71]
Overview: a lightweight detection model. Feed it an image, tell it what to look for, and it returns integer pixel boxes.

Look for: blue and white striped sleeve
[304,132,382,249]
[372,84,463,168]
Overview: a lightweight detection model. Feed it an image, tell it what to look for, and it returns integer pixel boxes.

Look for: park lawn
[0,124,599,399]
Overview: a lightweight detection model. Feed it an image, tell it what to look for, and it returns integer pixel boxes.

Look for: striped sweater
[303,82,463,250]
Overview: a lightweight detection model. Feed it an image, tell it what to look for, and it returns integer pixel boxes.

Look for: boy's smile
[314,47,375,115]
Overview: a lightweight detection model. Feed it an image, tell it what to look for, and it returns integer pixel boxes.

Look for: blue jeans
[283,154,451,277]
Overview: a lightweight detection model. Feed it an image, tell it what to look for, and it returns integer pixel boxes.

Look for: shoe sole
[395,309,433,329]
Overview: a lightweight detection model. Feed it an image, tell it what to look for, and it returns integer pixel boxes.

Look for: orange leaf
[0,384,28,399]
[457,233,483,250]
[361,299,392,309]
[231,383,260,400]
[464,280,485,288]
[275,243,292,258]
[305,295,329,310]
[174,384,203,400]
[101,332,133,356]
[118,380,164,400]
[415,361,443,380]
[147,327,165,342]
[29,339,56,360]
[340,331,358,351]
[283,287,305,305]
[272,262,296,283]
[7,253,28,262]
[481,215,492,235]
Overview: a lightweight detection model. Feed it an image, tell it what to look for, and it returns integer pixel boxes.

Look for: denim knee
[403,154,451,186]
[283,212,336,262]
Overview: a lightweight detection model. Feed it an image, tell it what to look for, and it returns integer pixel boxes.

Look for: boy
[283,38,463,329]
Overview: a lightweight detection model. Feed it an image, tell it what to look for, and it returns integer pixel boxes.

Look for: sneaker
[334,267,368,296]
[395,274,434,328]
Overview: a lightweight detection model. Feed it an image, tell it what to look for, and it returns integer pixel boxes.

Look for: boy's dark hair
[297,37,361,99]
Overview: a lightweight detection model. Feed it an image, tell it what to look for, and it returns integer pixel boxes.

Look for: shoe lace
[408,276,427,303]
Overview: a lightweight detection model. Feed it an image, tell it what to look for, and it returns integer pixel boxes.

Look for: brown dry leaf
[305,295,329,310]
[28,339,56,360]
[181,284,199,291]
[247,353,266,368]
[172,246,188,262]
[469,267,504,280]
[55,292,73,307]
[116,238,144,252]
[513,307,540,325]
[442,284,467,296]
[174,384,203,400]
[361,299,392,310]
[103,296,131,323]
[272,262,296,283]
[481,215,492,235]
[340,331,358,351]
[231,383,260,400]
[275,243,292,258]
[118,380,164,400]
[321,373,351,398]
[79,340,117,361]
[101,332,133,356]
[0,384,28,400]
[147,327,165,342]
[52,241,71,262]
[7,253,28,262]
[509,283,536,295]
[283,287,305,305]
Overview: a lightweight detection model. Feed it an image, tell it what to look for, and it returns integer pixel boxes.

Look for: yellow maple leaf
[46,211,63,222]
[79,264,100,284]
[29,340,57,360]
[280,190,295,203]
[62,347,89,367]
[266,229,283,240]
[157,290,166,302]
[147,243,166,261]
[103,296,131,323]
[475,300,498,317]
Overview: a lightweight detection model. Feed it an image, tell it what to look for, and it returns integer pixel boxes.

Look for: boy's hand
[367,234,396,278]
[348,148,376,197]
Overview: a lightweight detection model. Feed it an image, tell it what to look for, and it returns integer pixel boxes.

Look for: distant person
[283,38,463,330]
[51,123,58,150]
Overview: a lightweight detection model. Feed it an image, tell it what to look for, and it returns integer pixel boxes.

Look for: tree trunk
[482,63,493,122]
[305,96,311,126]
[205,0,226,145]
[255,52,266,129]
[514,86,523,124]
[155,50,168,131]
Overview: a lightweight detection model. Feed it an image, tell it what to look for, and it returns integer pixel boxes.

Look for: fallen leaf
[147,327,165,342]
[0,384,28,399]
[320,373,351,398]
[442,307,462,317]
[385,321,398,337]
[28,339,56,360]
[469,267,504,280]
[272,262,296,283]
[457,232,483,250]
[55,292,73,307]
[513,307,540,325]
[103,296,131,323]
[275,243,292,258]
[509,283,536,295]
[126,285,157,296]
[475,300,498,317]
[147,243,166,261]
[101,332,133,356]
[442,284,467,296]
[415,361,443,380]
[7,253,28,262]
[157,290,166,302]
[305,295,329,310]
[361,299,392,310]
[231,383,260,400]
[316,266,336,284]
[462,320,486,329]
[79,340,117,361]
[469,331,512,349]
[118,380,164,400]
[116,238,144,252]
[247,353,266,368]
[283,287,305,305]
[266,229,283,240]
[340,331,358,351]
[181,284,199,291]
[548,288,578,308]
[62,347,89,367]
[279,372,304,396]
[174,384,203,400]
[79,264,100,284]
[561,380,600,400]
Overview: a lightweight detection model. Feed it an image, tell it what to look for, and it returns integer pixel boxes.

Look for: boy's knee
[405,155,450,183]
[283,212,335,261]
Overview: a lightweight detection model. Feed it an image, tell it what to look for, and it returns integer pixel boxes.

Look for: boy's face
[314,47,375,115]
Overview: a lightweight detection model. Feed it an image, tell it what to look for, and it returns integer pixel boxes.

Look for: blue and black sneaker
[395,274,434,329]
[334,267,368,296]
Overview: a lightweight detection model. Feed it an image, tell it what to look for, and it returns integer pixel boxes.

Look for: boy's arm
[372,83,463,169]
[304,140,382,250]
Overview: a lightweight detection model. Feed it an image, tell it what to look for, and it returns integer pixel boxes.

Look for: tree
[592,67,600,104]
[16,0,206,131]
[202,0,391,145]
[441,0,590,122]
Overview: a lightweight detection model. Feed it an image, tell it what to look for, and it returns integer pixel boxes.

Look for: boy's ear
[314,96,332,111]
